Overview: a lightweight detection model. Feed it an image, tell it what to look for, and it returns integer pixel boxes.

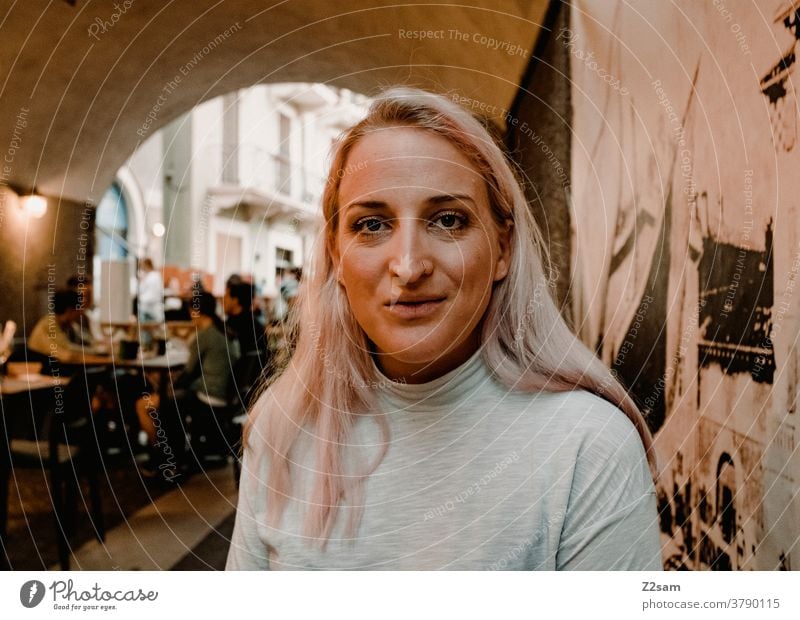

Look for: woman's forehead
[338,127,484,199]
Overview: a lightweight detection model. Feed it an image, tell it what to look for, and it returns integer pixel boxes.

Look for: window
[222,91,239,184]
[276,247,293,278]
[216,232,243,294]
[277,112,292,194]
[96,183,129,260]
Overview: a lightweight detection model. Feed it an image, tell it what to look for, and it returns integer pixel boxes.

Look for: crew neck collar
[371,346,488,410]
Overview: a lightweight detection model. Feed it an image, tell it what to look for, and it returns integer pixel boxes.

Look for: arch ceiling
[0,0,547,203]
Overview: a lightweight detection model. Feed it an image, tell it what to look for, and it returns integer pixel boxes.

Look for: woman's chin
[371,339,456,366]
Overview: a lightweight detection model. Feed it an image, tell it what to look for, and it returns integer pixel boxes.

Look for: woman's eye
[353,217,389,234]
[432,211,466,230]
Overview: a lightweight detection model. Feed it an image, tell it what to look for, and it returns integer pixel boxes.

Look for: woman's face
[333,126,511,383]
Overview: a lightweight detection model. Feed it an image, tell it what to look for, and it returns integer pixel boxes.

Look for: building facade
[96,83,368,308]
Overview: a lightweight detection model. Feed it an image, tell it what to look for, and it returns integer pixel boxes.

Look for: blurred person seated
[175,290,240,405]
[163,276,190,320]
[225,273,243,288]
[136,290,240,477]
[223,279,266,358]
[28,289,101,363]
[67,273,105,346]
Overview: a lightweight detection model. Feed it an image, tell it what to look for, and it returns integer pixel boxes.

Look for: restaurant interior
[5,0,797,574]
[0,1,554,570]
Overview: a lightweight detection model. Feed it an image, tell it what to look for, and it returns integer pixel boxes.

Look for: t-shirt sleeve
[225,443,272,570]
[556,398,663,571]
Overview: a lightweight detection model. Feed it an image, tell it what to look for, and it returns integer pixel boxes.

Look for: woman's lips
[385,298,445,319]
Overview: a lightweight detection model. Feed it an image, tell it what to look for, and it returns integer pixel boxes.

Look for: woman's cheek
[344,254,381,289]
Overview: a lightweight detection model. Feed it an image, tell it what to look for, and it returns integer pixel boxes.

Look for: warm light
[152,222,166,237]
[21,194,47,218]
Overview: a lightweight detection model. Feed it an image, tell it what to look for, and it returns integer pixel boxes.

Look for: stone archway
[0,1,548,203]
[0,0,551,329]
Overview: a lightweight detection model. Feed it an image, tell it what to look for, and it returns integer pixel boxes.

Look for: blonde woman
[226,87,662,570]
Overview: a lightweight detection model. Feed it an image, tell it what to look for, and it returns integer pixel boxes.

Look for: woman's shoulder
[532,388,642,449]
[199,324,229,345]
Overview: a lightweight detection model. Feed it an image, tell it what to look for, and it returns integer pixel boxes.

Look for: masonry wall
[0,192,94,336]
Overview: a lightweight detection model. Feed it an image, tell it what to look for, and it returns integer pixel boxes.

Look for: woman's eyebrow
[343,193,475,212]
[344,200,386,211]
[428,193,475,205]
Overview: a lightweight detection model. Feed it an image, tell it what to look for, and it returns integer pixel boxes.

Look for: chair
[184,349,270,482]
[3,367,107,569]
[230,348,271,410]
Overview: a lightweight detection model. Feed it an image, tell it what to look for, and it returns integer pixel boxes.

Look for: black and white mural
[570,0,798,570]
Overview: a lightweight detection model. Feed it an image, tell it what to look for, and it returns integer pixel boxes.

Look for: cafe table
[0,348,189,566]
[99,321,195,342]
[56,345,190,375]
[62,347,192,430]
[95,348,191,419]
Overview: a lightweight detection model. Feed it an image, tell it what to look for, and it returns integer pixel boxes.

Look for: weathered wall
[0,1,546,204]
[507,0,573,316]
[0,192,94,336]
[570,0,797,570]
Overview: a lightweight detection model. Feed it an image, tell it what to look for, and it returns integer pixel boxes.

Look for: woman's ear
[493,219,514,282]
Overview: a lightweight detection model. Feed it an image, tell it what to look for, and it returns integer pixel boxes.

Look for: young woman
[226,87,663,570]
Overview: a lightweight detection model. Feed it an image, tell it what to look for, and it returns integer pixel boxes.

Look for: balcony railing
[213,143,326,212]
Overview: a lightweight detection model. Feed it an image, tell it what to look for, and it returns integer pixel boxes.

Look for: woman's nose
[388,218,433,285]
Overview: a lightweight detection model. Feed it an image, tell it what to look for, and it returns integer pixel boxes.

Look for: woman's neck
[195,315,213,330]
[374,328,481,384]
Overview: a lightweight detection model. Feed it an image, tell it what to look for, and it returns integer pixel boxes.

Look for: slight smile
[385,297,446,319]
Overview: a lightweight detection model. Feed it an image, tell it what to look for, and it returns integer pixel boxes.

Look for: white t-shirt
[138,270,164,322]
[226,347,663,570]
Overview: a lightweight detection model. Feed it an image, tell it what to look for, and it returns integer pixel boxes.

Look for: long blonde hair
[245,86,659,547]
